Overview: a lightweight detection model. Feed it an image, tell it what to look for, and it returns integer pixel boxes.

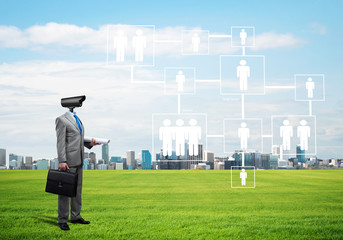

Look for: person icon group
[159,119,201,156]
[114,29,147,62]
[279,119,311,151]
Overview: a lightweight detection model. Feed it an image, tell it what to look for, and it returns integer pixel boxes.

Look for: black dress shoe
[71,218,90,224]
[59,223,70,231]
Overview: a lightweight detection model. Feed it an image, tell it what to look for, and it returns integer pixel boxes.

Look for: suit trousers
[58,166,83,223]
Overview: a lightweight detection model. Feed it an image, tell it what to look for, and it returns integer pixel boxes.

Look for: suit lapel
[64,112,81,133]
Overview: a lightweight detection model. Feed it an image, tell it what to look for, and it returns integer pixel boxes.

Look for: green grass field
[0,170,342,239]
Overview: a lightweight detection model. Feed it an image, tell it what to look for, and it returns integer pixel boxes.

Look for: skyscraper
[37,159,49,170]
[127,150,135,169]
[89,152,96,165]
[204,151,214,162]
[142,150,152,170]
[110,156,122,163]
[296,144,305,163]
[261,154,270,169]
[102,144,109,164]
[0,149,6,166]
[9,154,22,169]
[25,156,33,168]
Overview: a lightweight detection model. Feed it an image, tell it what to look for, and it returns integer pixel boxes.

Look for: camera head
[61,95,86,112]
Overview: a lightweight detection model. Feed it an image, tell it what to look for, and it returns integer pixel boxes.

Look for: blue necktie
[73,113,82,133]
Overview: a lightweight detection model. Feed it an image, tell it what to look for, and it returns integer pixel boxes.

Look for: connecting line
[209,34,232,38]
[265,86,296,89]
[242,46,246,56]
[242,152,245,167]
[154,40,182,43]
[195,79,221,83]
[178,94,181,114]
[241,94,245,119]
[309,100,312,116]
[207,135,224,138]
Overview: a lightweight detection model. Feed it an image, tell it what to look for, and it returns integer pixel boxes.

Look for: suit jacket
[55,112,92,167]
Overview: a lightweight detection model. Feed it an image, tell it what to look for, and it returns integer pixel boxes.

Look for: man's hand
[59,162,69,171]
[91,138,101,146]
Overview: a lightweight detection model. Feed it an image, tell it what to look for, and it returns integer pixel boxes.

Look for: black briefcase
[45,169,78,197]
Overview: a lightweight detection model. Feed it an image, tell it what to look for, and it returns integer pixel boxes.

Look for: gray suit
[55,112,92,223]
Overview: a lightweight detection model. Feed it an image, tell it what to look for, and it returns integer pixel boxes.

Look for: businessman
[55,99,99,231]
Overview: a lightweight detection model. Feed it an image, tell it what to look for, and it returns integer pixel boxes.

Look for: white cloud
[0,23,306,55]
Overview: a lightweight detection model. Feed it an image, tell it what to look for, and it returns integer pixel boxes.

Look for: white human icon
[306,77,315,98]
[237,60,250,91]
[187,119,201,156]
[176,71,186,92]
[174,119,186,156]
[240,29,247,45]
[240,169,247,186]
[192,33,200,52]
[159,119,173,156]
[114,30,128,62]
[280,120,293,151]
[238,122,250,150]
[132,30,147,62]
[297,120,311,151]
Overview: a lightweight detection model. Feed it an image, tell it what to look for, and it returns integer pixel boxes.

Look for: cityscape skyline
[0,1,342,160]
[1,141,341,170]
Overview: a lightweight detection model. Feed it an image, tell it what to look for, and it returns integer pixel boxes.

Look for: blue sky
[0,0,342,163]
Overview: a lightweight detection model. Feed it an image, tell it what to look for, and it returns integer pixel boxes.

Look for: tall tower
[0,149,6,166]
[127,150,135,169]
[102,144,109,164]
[142,150,152,170]
[296,144,305,163]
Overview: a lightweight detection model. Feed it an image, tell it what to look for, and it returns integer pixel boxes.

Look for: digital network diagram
[105,25,325,188]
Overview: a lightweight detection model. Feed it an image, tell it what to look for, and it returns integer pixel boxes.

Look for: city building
[89,152,96,165]
[127,150,135,170]
[261,154,270,169]
[214,161,225,170]
[204,151,214,162]
[116,162,123,170]
[83,159,89,170]
[108,163,115,170]
[270,155,278,169]
[9,154,23,169]
[142,150,152,170]
[110,156,122,163]
[272,145,280,155]
[102,144,109,164]
[49,158,59,170]
[25,156,33,169]
[9,160,17,169]
[0,148,6,166]
[37,159,49,170]
[97,164,108,170]
[296,145,306,163]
